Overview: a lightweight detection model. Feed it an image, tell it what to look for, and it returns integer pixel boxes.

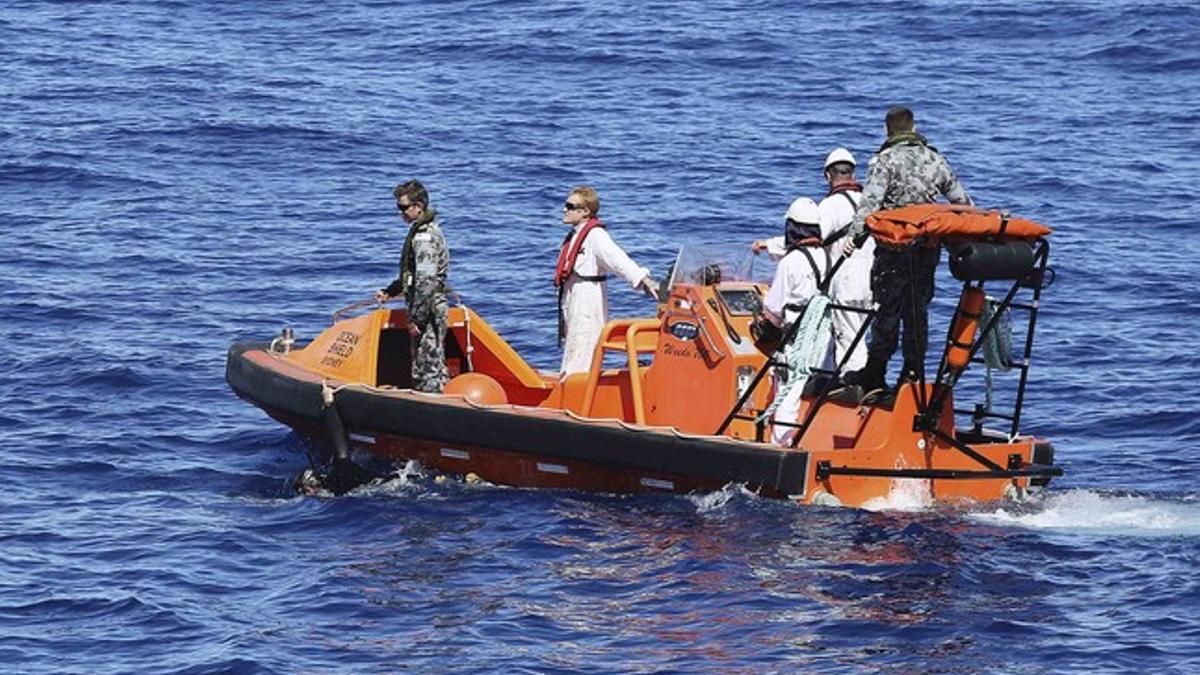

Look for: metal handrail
[331,297,387,324]
[921,238,1051,438]
[714,301,875,437]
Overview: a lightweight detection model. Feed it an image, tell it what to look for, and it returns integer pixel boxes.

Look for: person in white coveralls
[759,197,834,445]
[553,186,658,376]
[817,148,874,371]
[752,148,875,372]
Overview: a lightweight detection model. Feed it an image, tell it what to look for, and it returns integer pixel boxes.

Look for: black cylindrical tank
[948,240,1036,281]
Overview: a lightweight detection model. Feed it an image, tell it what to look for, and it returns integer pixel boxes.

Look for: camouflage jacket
[848,133,972,241]
[385,210,449,324]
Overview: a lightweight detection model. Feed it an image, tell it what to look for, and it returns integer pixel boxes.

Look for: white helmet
[824,147,856,171]
[785,197,820,224]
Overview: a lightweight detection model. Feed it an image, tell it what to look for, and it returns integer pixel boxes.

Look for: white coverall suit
[761,194,874,372]
[559,227,650,375]
[762,245,833,446]
[819,189,875,372]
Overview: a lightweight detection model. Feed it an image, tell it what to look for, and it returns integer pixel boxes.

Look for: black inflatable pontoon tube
[948,240,1036,281]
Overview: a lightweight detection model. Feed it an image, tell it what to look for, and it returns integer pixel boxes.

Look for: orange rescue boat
[226,205,1061,507]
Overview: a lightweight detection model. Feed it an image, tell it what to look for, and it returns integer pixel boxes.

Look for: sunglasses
[397,201,416,211]
[563,202,586,212]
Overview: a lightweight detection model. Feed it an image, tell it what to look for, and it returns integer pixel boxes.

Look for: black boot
[852,360,887,395]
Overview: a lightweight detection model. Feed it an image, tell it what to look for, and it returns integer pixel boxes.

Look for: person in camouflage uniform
[843,107,972,393]
[376,179,450,393]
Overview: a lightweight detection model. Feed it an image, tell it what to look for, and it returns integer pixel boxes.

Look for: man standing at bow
[554,186,658,376]
[375,179,450,393]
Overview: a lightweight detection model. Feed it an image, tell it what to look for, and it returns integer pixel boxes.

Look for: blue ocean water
[3,0,1200,672]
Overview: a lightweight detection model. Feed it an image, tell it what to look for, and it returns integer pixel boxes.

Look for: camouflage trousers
[862,245,939,385]
[410,297,449,393]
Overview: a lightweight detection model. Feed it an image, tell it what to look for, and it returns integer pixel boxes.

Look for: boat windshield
[667,242,776,289]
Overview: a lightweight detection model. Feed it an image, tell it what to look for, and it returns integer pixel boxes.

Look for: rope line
[759,294,832,423]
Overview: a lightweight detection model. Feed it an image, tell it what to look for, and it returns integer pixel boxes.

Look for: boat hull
[227,341,811,497]
[227,238,1062,506]
[228,329,1057,507]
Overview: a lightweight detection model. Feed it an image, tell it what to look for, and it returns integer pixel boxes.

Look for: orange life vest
[866,204,1051,248]
[553,218,606,287]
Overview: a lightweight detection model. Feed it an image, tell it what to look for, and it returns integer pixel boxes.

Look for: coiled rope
[979,296,1014,411]
[759,294,832,422]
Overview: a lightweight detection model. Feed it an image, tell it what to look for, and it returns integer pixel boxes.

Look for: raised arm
[591,228,658,298]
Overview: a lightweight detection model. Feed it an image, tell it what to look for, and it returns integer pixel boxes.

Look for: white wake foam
[355,459,430,496]
[689,483,759,513]
[972,489,1200,537]
[860,478,935,513]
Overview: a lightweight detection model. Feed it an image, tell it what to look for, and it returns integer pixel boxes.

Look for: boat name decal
[320,330,363,369]
[640,477,674,490]
[662,342,702,360]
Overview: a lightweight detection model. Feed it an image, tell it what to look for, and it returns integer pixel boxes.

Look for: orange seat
[580,318,661,424]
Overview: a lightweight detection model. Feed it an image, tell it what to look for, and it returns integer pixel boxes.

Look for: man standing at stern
[817,147,873,373]
[376,179,450,393]
[843,106,973,394]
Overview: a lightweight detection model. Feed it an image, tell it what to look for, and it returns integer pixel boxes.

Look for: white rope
[760,294,832,421]
[981,296,1014,371]
[321,380,355,406]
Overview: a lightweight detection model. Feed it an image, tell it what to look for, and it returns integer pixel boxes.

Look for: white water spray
[974,489,1200,536]
[860,478,935,513]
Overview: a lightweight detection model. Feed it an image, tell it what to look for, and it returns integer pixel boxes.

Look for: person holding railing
[751,148,873,373]
[554,186,659,376]
[842,106,972,394]
[374,179,450,393]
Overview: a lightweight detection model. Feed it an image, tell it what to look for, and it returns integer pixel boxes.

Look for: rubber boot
[851,359,887,395]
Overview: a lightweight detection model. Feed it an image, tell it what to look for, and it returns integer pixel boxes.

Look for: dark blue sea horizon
[3,1,1199,672]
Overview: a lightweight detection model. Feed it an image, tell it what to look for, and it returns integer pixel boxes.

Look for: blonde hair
[569,186,600,216]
